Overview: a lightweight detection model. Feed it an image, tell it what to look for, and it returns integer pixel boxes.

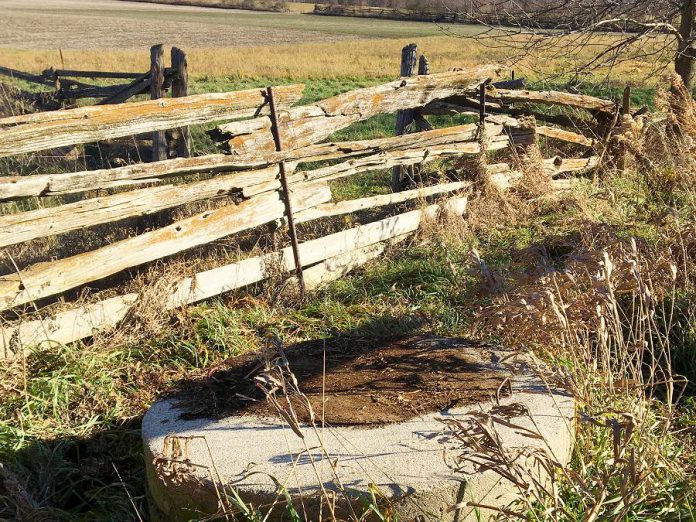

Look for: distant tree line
[314,0,694,89]
[315,0,671,30]
[125,0,288,13]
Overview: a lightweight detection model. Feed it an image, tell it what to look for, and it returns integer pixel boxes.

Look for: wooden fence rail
[2,46,184,104]
[0,84,304,157]
[212,66,502,154]
[1,200,467,359]
[0,61,624,360]
[0,119,513,202]
[1,45,196,158]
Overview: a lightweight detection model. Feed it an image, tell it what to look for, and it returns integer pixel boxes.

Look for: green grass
[0,244,473,520]
[1,73,694,521]
[4,190,694,519]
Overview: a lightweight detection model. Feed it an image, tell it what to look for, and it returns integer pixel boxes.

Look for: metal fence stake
[266,86,306,298]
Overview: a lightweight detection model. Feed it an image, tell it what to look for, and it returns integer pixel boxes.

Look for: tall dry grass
[457,235,694,519]
[0,34,673,82]
[444,76,696,520]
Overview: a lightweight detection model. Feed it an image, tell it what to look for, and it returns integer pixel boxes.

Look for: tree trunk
[675,0,695,91]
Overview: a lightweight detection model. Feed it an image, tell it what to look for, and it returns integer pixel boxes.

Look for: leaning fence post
[475,83,490,181]
[266,86,306,298]
[150,44,167,162]
[171,47,191,158]
[391,43,418,192]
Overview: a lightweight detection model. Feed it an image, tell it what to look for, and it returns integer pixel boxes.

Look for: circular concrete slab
[143,337,575,521]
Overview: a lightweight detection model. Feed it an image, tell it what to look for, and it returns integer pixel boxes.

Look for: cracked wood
[1,122,498,201]
[0,182,330,311]
[214,67,504,154]
[0,84,304,157]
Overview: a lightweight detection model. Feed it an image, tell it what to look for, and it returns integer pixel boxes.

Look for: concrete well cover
[143,336,575,521]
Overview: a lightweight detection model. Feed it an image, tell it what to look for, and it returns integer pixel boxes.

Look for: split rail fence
[0,60,628,361]
[0,45,190,159]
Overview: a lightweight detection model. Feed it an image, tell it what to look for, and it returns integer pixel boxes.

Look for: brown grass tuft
[458,227,694,519]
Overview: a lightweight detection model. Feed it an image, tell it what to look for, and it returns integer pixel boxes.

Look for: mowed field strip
[0,0,482,50]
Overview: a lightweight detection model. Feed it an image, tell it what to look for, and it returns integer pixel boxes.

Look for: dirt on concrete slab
[175,335,509,426]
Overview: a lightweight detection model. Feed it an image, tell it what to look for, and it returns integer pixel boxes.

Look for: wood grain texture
[288,133,516,185]
[0,124,499,244]
[0,180,470,304]
[215,67,504,154]
[294,181,468,223]
[536,125,595,147]
[0,183,330,311]
[0,84,304,157]
[0,126,528,250]
[0,198,468,358]
[165,198,468,308]
[150,44,167,162]
[0,166,279,248]
[5,164,564,356]
[301,241,394,290]
[1,294,139,360]
[543,156,599,176]
[0,123,491,201]
[392,43,419,191]
[170,47,191,158]
[486,114,596,147]
[490,88,616,113]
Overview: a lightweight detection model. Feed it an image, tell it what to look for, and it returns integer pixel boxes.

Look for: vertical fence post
[418,54,430,76]
[150,44,167,162]
[391,43,418,192]
[617,85,631,173]
[409,53,431,181]
[621,86,631,116]
[171,47,191,158]
[266,86,306,298]
[478,83,486,124]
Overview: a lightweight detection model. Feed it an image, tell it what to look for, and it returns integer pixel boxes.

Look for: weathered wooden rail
[0,59,624,361]
[0,84,303,157]
[1,45,191,158]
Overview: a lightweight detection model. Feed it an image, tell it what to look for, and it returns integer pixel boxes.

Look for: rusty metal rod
[266,86,306,297]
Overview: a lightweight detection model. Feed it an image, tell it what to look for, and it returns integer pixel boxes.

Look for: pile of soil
[176,335,509,426]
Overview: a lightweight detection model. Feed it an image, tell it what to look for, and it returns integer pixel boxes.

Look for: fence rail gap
[0,48,629,355]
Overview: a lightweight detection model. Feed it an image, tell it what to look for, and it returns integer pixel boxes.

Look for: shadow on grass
[0,418,147,521]
[0,310,447,521]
